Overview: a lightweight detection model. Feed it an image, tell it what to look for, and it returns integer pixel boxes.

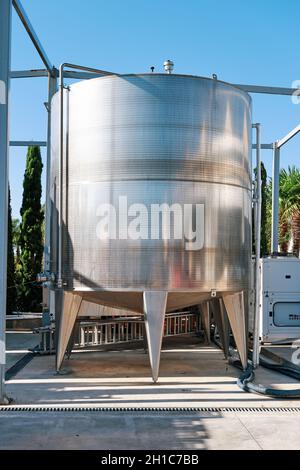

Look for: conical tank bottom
[143,291,168,383]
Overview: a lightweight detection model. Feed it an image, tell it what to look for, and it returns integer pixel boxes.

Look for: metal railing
[34,311,200,353]
[33,325,55,354]
[76,318,144,347]
[75,312,200,348]
[164,312,199,337]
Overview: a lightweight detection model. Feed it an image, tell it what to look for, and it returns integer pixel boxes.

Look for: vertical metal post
[0,0,12,404]
[44,72,57,272]
[43,72,57,318]
[252,124,262,369]
[271,142,280,254]
[58,65,65,288]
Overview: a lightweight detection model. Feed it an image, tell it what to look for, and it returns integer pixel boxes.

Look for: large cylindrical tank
[50,73,252,313]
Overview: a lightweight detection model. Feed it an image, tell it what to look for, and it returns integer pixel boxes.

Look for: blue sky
[9,0,300,219]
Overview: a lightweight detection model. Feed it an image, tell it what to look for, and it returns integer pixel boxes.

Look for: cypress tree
[6,187,16,314]
[260,162,269,256]
[19,146,44,312]
[12,218,21,268]
[253,161,271,256]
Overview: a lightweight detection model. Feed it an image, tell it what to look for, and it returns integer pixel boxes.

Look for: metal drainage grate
[0,406,300,413]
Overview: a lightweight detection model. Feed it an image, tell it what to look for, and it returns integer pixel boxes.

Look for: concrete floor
[1,409,300,450]
[5,335,300,408]
[5,331,39,371]
[2,333,300,449]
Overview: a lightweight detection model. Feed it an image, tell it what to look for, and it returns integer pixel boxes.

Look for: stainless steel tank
[50,73,252,379]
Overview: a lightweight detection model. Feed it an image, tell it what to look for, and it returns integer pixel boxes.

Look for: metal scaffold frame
[1,0,300,401]
[0,0,12,404]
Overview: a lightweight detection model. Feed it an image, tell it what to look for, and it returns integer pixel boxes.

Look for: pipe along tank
[50,71,252,381]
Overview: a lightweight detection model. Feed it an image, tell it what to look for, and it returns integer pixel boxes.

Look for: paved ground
[2,333,300,449]
[5,331,39,371]
[5,335,300,408]
[0,409,300,450]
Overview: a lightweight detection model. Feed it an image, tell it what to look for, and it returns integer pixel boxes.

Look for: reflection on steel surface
[50,73,252,311]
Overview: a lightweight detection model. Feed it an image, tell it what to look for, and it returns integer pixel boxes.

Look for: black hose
[250,349,300,381]
[259,356,300,381]
[212,336,300,397]
[228,357,300,398]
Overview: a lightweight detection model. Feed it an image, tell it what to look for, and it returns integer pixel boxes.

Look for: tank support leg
[143,291,168,383]
[66,322,79,360]
[56,292,83,372]
[222,291,248,370]
[210,298,230,358]
[200,302,211,344]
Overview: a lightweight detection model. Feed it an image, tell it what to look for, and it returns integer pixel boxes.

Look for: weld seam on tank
[68,179,252,191]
